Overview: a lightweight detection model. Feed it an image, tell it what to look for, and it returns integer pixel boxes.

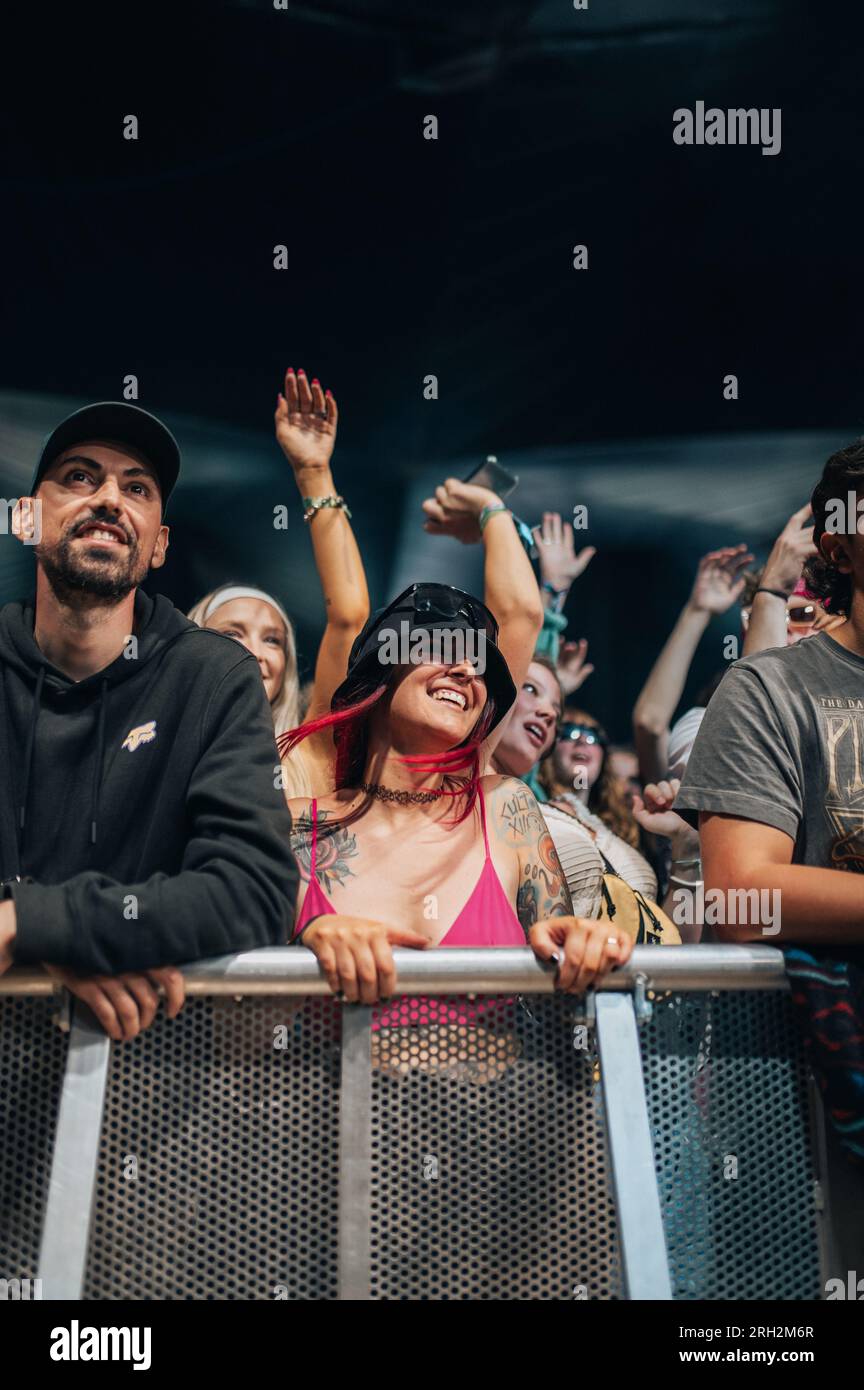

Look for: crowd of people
[0,370,862,1267]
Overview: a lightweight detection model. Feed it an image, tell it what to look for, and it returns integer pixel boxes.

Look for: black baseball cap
[31,402,181,515]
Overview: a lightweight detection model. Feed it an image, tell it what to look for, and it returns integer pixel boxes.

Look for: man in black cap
[0,402,298,1038]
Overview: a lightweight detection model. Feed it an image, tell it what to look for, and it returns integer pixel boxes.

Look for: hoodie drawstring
[90,678,109,847]
[8,667,109,866]
[18,664,45,861]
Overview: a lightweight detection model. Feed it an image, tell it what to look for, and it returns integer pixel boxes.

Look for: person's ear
[149,524,170,570]
[11,496,41,546]
[820,532,852,573]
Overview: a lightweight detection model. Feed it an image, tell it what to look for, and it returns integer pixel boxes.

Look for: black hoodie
[0,590,298,974]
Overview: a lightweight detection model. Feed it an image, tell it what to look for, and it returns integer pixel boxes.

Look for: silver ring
[606,935,618,947]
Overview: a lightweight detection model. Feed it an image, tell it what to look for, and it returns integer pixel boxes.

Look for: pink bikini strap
[309,799,318,878]
[477,783,491,860]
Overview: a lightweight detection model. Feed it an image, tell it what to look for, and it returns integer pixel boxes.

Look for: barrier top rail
[0,943,788,996]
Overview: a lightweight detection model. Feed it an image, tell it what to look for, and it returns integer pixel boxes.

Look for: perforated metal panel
[369,995,621,1300]
[641,991,822,1300]
[82,997,341,1300]
[0,997,68,1282]
[1,984,824,1300]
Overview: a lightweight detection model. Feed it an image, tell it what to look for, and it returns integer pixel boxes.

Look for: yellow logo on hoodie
[122,721,157,752]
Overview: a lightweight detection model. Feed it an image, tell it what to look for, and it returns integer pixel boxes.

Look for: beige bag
[596,849,680,946]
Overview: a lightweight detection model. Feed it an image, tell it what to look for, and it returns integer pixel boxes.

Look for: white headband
[203,586,292,631]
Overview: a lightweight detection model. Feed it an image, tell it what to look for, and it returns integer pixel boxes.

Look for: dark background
[1,0,862,735]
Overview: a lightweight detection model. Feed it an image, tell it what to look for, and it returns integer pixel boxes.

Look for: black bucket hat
[31,402,181,516]
[331,582,516,735]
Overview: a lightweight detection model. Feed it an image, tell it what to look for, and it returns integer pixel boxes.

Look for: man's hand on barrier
[529,916,633,995]
[43,965,186,1041]
[0,899,16,975]
[302,916,430,1004]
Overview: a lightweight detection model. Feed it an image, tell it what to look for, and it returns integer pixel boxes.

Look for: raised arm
[741,504,817,657]
[633,544,752,784]
[421,478,543,754]
[275,367,370,721]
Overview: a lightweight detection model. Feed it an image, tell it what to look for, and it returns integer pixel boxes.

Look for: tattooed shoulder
[488,777,548,846]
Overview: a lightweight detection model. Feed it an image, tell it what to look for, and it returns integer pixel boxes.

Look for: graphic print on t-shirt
[817,695,864,873]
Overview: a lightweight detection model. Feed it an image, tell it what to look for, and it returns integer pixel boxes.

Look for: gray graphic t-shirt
[674,631,864,959]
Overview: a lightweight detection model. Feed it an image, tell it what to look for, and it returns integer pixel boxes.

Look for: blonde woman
[189,367,369,798]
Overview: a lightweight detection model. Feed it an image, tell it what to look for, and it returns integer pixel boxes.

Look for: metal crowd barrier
[0,946,825,1300]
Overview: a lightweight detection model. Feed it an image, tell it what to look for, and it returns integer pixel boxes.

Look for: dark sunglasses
[378,583,499,643]
[558,722,608,748]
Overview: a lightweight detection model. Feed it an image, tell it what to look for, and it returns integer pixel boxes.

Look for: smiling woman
[278,582,633,1005]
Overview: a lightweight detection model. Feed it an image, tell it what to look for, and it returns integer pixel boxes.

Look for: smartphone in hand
[462,455,519,499]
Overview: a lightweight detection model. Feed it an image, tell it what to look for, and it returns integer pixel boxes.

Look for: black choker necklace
[360,781,442,805]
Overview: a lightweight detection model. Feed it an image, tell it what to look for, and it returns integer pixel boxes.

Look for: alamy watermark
[673,101,781,157]
[672,885,781,936]
[1,497,42,544]
[377,621,487,675]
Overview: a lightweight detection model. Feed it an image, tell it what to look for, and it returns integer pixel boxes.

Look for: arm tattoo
[499,787,547,843]
[517,831,572,937]
[490,781,574,933]
[291,808,359,894]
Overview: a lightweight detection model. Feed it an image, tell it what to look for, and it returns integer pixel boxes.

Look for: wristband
[303,495,352,524]
[478,503,509,532]
[753,587,789,601]
[511,512,538,559]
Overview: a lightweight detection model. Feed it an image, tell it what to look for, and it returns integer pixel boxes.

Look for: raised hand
[632,779,689,839]
[557,638,594,696]
[533,512,596,591]
[421,477,502,545]
[761,503,819,596]
[274,367,338,475]
[689,544,754,615]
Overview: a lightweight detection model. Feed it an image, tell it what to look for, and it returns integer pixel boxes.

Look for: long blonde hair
[187,583,301,738]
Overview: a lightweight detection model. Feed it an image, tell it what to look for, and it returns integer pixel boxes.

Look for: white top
[667,706,706,781]
[542,796,659,919]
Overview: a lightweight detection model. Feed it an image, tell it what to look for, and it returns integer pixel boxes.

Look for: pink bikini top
[293,783,525,948]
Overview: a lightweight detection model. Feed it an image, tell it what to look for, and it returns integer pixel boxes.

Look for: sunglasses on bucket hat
[366,583,499,646]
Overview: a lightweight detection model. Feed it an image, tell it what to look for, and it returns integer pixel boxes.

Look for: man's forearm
[705,860,864,944]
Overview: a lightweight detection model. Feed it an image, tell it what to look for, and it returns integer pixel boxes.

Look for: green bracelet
[478,503,509,532]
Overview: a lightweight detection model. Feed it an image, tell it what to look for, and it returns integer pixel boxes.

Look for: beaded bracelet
[478,502,510,532]
[303,495,352,524]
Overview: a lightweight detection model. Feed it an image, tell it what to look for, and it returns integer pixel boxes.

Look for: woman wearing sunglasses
[278,583,633,1003]
[536,708,661,905]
